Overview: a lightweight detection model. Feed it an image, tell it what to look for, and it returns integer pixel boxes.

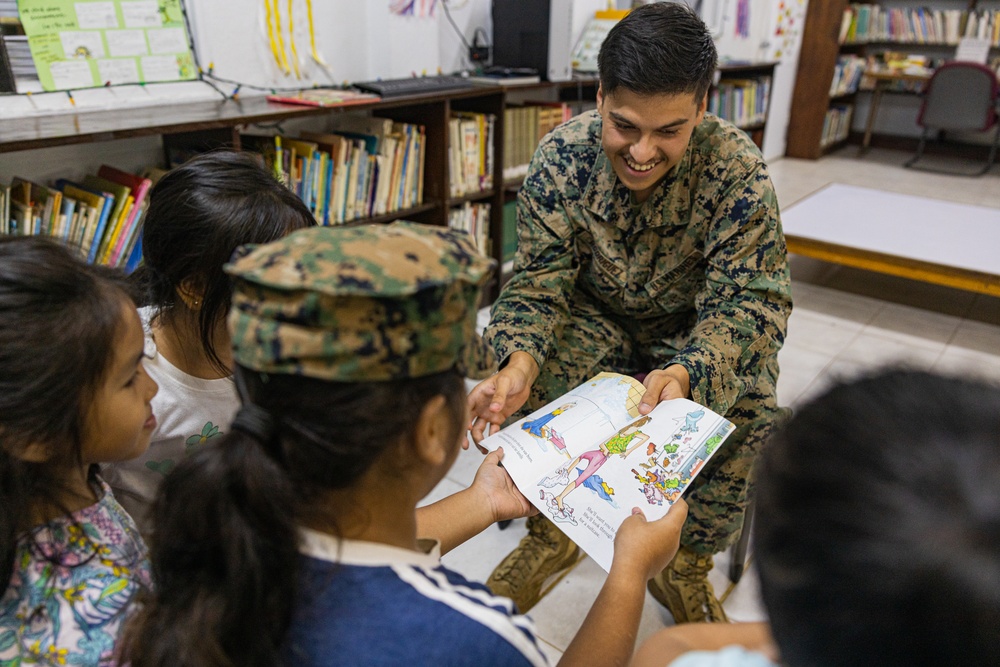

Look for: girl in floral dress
[0,237,159,666]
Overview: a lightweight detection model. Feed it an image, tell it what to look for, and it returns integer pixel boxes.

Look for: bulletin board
[17,0,196,91]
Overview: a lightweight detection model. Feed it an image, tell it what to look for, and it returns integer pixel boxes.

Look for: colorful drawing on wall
[770,0,807,60]
[390,0,438,18]
[735,0,750,39]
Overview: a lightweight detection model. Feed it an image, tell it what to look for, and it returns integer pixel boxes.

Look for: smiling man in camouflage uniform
[467,3,791,623]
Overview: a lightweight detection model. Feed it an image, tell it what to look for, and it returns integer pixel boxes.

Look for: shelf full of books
[448,201,491,257]
[0,164,153,270]
[503,102,573,184]
[830,55,867,96]
[246,114,427,227]
[840,4,1000,47]
[708,76,771,129]
[821,104,855,149]
[449,110,496,199]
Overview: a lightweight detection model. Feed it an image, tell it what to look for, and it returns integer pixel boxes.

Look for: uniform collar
[582,116,694,231]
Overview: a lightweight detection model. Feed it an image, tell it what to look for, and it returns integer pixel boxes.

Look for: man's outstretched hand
[466,351,539,446]
[638,364,691,415]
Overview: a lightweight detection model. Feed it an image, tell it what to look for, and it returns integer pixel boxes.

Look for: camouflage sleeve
[484,149,579,369]
[669,164,791,415]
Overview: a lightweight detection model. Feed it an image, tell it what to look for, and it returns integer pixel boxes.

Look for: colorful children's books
[82,175,130,264]
[97,165,152,267]
[482,372,735,572]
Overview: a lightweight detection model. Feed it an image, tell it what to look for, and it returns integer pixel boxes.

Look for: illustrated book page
[482,372,735,572]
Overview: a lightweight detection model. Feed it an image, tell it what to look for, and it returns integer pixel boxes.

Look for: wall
[0,0,807,161]
[707,0,810,160]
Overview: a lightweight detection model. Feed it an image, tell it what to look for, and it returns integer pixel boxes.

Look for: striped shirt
[283,529,548,667]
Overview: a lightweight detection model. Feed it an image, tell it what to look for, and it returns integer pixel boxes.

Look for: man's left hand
[638,365,691,414]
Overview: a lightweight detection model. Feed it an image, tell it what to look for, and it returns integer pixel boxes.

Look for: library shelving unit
[786,0,854,158]
[786,0,1000,159]
[715,61,778,150]
[0,88,510,299]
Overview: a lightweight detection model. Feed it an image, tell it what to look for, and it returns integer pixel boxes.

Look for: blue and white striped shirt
[283,529,548,667]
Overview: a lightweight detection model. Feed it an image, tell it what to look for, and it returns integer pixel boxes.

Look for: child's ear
[176,278,205,311]
[412,395,454,467]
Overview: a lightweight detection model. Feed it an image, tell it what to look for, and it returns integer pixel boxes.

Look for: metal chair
[904,62,1000,176]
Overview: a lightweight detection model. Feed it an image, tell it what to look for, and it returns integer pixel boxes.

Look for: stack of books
[708,77,771,128]
[449,202,491,256]
[449,111,496,197]
[503,102,573,182]
[0,1,37,92]
[0,165,154,271]
[830,55,867,96]
[245,114,427,226]
[821,105,855,148]
[841,5,1000,47]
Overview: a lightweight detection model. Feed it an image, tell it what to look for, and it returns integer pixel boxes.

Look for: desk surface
[783,183,1000,296]
[865,68,933,82]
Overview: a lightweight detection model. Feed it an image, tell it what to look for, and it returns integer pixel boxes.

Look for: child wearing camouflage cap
[119,221,687,666]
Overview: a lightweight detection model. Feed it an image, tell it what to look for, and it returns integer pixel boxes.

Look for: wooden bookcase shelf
[787,1,1000,159]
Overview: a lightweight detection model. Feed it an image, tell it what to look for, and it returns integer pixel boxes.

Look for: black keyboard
[353,76,475,98]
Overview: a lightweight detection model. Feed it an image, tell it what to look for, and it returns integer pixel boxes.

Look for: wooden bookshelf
[786,0,852,159]
[715,62,778,149]
[786,1,1000,159]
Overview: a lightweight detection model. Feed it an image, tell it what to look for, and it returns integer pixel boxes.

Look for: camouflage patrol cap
[224,221,497,381]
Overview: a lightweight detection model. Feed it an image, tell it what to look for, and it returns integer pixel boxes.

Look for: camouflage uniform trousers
[515,294,789,556]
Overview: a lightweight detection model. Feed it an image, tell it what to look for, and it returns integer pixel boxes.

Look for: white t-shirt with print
[103,307,239,533]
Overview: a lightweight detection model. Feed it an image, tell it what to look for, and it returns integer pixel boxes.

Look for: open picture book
[482,372,735,572]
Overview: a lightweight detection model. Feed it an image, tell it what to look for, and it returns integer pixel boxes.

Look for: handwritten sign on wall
[17,0,196,91]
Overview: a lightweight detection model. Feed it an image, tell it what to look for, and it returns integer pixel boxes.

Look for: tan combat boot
[647,545,729,623]
[486,515,581,613]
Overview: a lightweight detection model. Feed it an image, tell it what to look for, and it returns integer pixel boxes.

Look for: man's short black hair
[597,2,718,101]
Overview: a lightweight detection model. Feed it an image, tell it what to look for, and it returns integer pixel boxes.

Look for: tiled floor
[430,147,1000,662]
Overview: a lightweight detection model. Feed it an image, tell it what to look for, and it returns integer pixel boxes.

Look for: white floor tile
[785,307,864,355]
[865,303,963,348]
[789,282,884,323]
[836,332,945,370]
[776,343,836,406]
[949,319,1000,355]
[536,639,564,665]
[440,517,529,585]
[525,555,676,652]
[933,346,1000,383]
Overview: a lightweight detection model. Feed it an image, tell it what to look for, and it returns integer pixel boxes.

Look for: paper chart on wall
[17,0,197,91]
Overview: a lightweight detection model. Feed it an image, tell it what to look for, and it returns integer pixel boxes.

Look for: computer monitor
[491,0,573,82]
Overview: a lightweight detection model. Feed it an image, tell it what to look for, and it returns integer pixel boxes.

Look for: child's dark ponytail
[122,366,466,666]
[123,407,298,666]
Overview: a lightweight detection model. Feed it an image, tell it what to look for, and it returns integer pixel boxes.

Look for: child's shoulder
[292,537,547,665]
[0,479,150,666]
[15,478,149,581]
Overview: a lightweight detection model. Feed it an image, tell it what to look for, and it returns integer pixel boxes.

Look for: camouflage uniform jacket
[486,110,792,417]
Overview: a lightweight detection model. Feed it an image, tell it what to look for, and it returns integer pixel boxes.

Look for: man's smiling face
[597,86,706,203]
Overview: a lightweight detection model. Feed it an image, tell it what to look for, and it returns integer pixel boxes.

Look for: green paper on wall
[17,0,197,91]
